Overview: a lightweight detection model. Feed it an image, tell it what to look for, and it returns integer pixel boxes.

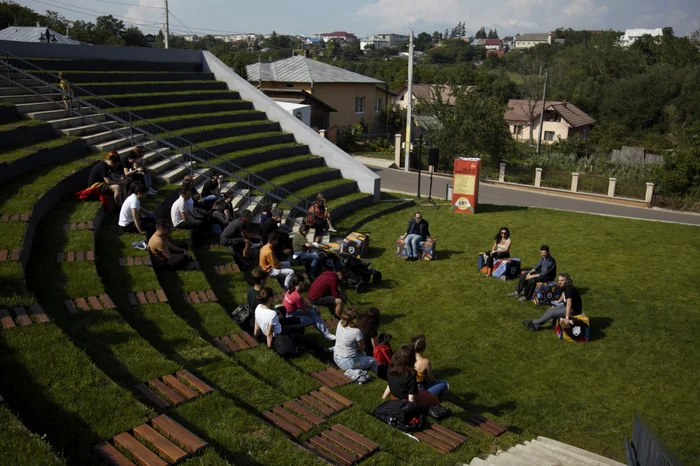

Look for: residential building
[484,39,503,50]
[513,32,553,49]
[260,88,337,130]
[246,56,388,130]
[486,50,505,58]
[360,33,409,50]
[312,31,357,42]
[504,99,595,143]
[619,28,663,47]
[502,36,514,49]
[471,38,488,47]
[395,84,474,109]
[0,26,81,44]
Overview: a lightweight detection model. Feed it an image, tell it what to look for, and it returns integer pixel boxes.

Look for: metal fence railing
[624,415,684,466]
[540,168,570,190]
[0,49,311,217]
[577,173,609,195]
[504,165,536,185]
[652,193,700,212]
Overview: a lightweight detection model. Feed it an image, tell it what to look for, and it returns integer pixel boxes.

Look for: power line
[93,0,163,9]
[28,0,161,25]
[167,9,196,37]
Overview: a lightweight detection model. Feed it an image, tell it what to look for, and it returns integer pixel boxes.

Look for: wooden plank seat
[57,251,95,262]
[93,415,206,466]
[310,367,353,388]
[0,304,50,329]
[414,423,468,453]
[0,249,21,262]
[303,424,380,465]
[0,213,30,222]
[134,369,214,409]
[213,263,240,275]
[181,290,217,304]
[213,331,258,353]
[263,387,353,438]
[324,318,339,330]
[466,415,507,437]
[62,221,94,231]
[127,289,168,306]
[119,256,152,267]
[63,295,116,314]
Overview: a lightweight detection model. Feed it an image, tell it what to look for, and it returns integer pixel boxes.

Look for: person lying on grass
[411,334,449,399]
[484,226,512,276]
[282,273,336,341]
[523,273,582,331]
[382,345,440,409]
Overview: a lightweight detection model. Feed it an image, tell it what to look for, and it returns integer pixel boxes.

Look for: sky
[17,0,700,38]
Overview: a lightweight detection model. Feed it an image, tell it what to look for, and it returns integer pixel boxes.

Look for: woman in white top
[254,287,331,357]
[333,307,378,374]
[484,226,512,276]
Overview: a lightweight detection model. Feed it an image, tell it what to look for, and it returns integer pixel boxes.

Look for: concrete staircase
[469,437,626,466]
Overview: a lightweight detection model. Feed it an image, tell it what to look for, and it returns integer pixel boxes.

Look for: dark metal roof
[247,56,383,84]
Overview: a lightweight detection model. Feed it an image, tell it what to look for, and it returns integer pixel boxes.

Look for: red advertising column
[451,157,481,214]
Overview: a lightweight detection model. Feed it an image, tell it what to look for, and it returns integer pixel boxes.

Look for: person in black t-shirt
[87,152,128,206]
[200,173,223,206]
[382,345,418,402]
[220,209,261,270]
[523,273,583,331]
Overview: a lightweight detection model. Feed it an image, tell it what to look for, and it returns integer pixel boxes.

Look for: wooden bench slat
[119,257,126,266]
[188,291,200,304]
[134,256,143,266]
[148,379,185,405]
[76,222,85,230]
[133,424,188,463]
[309,435,357,465]
[93,441,137,466]
[326,367,352,383]
[0,309,16,329]
[320,369,351,387]
[224,264,234,273]
[419,428,461,449]
[221,335,240,352]
[271,406,314,433]
[240,331,258,347]
[466,416,506,436]
[64,300,78,314]
[176,370,213,395]
[318,386,353,408]
[205,290,218,302]
[10,214,19,222]
[151,415,207,453]
[331,425,380,452]
[0,250,7,262]
[430,423,468,443]
[161,374,198,400]
[213,337,231,354]
[181,292,190,304]
[414,431,452,453]
[13,307,32,326]
[87,220,94,229]
[310,390,344,412]
[10,249,20,261]
[113,432,168,466]
[29,304,49,323]
[134,383,171,409]
[87,296,103,311]
[321,429,367,456]
[156,289,168,302]
[283,401,325,426]
[87,251,95,261]
[76,251,85,261]
[213,265,220,274]
[127,257,134,266]
[145,291,157,304]
[20,214,30,222]
[144,256,152,266]
[230,333,249,350]
[197,290,208,303]
[75,298,90,312]
[136,292,147,305]
[66,251,75,262]
[263,411,304,438]
[299,394,334,417]
[57,252,64,262]
[312,371,339,388]
[100,294,116,310]
[0,214,8,222]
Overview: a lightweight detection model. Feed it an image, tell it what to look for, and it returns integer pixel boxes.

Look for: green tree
[0,1,40,29]
[42,10,68,33]
[123,26,147,47]
[415,32,433,51]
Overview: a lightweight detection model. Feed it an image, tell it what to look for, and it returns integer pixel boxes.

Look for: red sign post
[451,157,481,214]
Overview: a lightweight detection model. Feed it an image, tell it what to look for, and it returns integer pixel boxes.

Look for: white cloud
[124,0,164,32]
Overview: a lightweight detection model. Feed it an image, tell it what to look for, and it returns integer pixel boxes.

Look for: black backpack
[230,305,253,332]
[373,400,424,432]
[273,334,300,358]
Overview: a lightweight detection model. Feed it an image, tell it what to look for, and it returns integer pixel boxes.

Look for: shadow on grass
[365,246,386,258]
[448,391,519,425]
[589,316,612,341]
[438,249,464,260]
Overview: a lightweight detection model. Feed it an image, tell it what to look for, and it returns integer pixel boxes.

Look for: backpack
[555,314,591,343]
[373,400,424,432]
[230,304,253,332]
[273,334,300,358]
[373,342,393,366]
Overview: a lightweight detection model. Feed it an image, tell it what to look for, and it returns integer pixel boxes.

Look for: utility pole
[163,0,170,49]
[536,68,549,154]
[404,31,414,172]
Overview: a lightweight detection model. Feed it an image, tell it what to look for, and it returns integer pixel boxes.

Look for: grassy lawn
[337,202,699,464]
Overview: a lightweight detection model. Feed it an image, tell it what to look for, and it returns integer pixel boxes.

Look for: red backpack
[373,343,393,366]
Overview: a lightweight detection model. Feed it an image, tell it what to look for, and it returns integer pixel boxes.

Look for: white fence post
[499,163,506,182]
[534,168,542,188]
[394,134,402,168]
[608,178,617,197]
[645,182,654,204]
[319,129,326,139]
[571,173,579,192]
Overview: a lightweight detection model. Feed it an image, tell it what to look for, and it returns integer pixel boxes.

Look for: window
[285,83,294,88]
[375,98,382,112]
[355,97,365,114]
[544,131,555,141]
[513,125,523,135]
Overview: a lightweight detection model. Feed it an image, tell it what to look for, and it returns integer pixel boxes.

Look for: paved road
[370,166,700,226]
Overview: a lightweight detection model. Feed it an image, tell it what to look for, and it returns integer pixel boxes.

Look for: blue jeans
[287,307,332,339]
[418,380,450,397]
[294,250,320,276]
[334,353,378,375]
[405,234,422,258]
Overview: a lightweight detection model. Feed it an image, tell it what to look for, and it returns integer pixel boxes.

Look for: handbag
[427,404,452,421]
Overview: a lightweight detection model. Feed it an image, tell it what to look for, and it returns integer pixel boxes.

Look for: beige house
[395,84,474,109]
[505,100,595,143]
[246,56,390,130]
[513,32,553,49]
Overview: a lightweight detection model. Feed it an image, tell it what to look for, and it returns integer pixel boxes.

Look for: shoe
[148,188,158,195]
[404,256,413,261]
[523,320,536,331]
[518,296,528,302]
[506,292,519,298]
[328,227,337,232]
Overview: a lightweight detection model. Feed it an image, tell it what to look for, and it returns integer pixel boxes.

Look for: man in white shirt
[171,187,208,246]
[118,185,155,239]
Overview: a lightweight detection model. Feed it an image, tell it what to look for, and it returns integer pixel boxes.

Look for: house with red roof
[484,39,503,50]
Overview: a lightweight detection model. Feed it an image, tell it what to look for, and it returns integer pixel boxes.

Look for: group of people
[87,147,158,208]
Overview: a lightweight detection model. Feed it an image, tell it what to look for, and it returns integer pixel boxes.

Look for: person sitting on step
[131,146,157,195]
[400,211,430,261]
[411,334,449,399]
[119,150,157,196]
[87,151,128,206]
[484,226,512,276]
[220,209,261,271]
[148,219,197,271]
[117,184,156,240]
[282,273,336,341]
[523,273,582,331]
[507,244,557,301]
[259,232,295,290]
[292,223,321,279]
[381,345,440,409]
[307,269,347,318]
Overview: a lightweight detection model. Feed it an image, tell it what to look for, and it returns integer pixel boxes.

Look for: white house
[360,33,409,50]
[513,32,552,49]
[619,28,663,47]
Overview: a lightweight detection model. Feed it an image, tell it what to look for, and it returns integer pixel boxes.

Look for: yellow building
[246,56,390,131]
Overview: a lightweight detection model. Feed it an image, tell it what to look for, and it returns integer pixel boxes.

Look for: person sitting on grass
[507,244,557,302]
[209,198,231,236]
[131,146,157,194]
[120,150,157,196]
[523,273,582,331]
[334,307,378,375]
[358,307,382,352]
[484,226,512,276]
[307,269,347,318]
[381,345,440,409]
[292,223,321,279]
[87,151,128,206]
[400,211,430,262]
[259,232,295,290]
[411,334,449,399]
[220,209,261,271]
[117,184,155,240]
[282,273,335,341]
[315,193,337,233]
[307,197,334,242]
[148,219,196,271]
[170,187,208,245]
[254,286,332,357]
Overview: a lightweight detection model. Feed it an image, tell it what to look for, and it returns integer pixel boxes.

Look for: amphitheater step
[119,256,152,267]
[148,153,183,175]
[92,133,146,153]
[264,388,353,438]
[181,290,218,304]
[213,331,258,354]
[26,106,94,121]
[0,76,43,87]
[304,424,380,466]
[0,85,52,96]
[472,438,627,466]
[0,93,61,105]
[310,367,353,388]
[81,126,132,146]
[64,295,116,313]
[535,437,626,466]
[60,121,120,137]
[57,251,95,262]
[134,369,213,409]
[0,304,50,328]
[127,290,168,306]
[46,113,107,129]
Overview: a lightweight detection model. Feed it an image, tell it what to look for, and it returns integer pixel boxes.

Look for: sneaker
[404,256,413,261]
[506,291,519,298]
[328,227,337,232]
[147,188,158,195]
[522,320,536,331]
[518,296,528,302]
